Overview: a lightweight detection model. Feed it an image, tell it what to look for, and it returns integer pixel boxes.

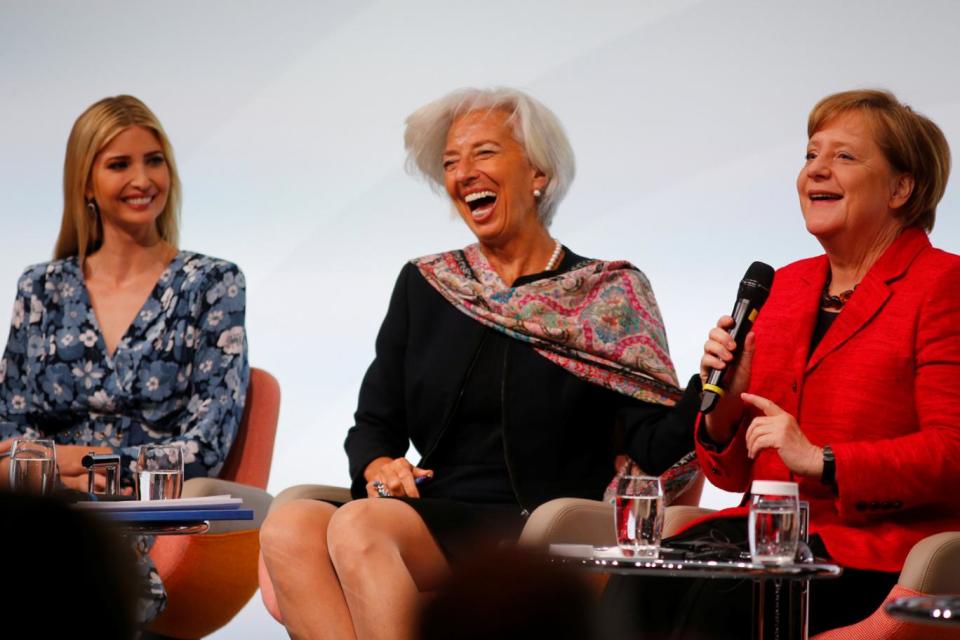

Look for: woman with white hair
[259,87,701,640]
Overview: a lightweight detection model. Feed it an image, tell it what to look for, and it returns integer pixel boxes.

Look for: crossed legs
[260,498,451,640]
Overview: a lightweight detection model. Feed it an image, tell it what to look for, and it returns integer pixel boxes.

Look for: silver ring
[372,480,391,498]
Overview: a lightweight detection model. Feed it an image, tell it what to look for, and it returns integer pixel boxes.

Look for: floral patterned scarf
[413,244,699,501]
[413,243,681,405]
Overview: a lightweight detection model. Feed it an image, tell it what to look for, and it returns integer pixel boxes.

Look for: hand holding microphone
[699,262,774,443]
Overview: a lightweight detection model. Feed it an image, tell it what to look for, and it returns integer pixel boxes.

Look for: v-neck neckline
[73,251,185,364]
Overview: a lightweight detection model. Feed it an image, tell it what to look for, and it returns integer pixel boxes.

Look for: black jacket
[344,251,698,512]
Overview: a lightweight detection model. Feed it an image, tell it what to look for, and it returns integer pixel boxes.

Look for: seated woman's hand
[58,472,101,492]
[55,444,113,476]
[742,393,823,478]
[54,444,114,492]
[700,315,756,443]
[0,440,116,491]
[364,456,433,499]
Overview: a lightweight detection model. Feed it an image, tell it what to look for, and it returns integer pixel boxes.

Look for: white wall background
[1,1,958,637]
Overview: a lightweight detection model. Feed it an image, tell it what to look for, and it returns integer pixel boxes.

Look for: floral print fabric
[413,243,681,406]
[0,251,249,484]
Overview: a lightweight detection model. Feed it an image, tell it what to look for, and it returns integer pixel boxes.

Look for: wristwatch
[820,444,836,486]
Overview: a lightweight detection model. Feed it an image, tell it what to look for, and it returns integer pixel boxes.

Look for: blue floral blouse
[0,251,249,484]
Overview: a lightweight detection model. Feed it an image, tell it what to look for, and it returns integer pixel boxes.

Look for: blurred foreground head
[417,547,594,640]
[0,492,138,638]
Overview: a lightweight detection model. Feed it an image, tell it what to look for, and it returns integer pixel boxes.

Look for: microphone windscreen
[737,261,775,303]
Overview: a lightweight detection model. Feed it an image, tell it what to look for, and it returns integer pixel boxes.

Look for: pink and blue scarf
[413,244,698,502]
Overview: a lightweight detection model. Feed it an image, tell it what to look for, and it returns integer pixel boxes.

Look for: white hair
[403,87,575,227]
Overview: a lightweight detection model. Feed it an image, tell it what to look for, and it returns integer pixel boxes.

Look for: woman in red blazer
[604,90,959,638]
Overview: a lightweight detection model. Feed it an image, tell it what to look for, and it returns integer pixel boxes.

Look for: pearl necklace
[544,240,563,272]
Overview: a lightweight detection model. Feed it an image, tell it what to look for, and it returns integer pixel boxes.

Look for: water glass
[9,439,57,495]
[615,474,664,557]
[136,444,184,501]
[748,480,800,565]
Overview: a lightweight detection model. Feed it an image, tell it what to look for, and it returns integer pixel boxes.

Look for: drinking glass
[749,480,800,565]
[615,474,664,557]
[9,438,57,495]
[136,444,184,501]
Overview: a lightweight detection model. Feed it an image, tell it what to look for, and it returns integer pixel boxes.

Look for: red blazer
[696,227,960,572]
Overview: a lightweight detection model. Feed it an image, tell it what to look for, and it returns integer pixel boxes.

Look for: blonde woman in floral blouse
[0,95,249,621]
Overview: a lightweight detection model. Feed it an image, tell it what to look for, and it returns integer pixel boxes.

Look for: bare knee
[258,552,284,623]
[260,499,337,563]
[328,499,450,593]
[327,499,395,570]
[327,499,380,551]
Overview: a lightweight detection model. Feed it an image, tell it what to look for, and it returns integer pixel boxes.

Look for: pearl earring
[86,200,98,215]
[533,189,542,198]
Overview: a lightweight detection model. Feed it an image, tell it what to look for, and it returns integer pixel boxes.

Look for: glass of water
[136,444,184,501]
[749,480,800,565]
[9,438,57,495]
[615,474,664,557]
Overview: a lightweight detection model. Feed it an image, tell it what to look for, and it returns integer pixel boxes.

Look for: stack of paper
[74,494,254,522]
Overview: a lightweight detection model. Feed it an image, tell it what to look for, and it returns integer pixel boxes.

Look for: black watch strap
[820,444,836,486]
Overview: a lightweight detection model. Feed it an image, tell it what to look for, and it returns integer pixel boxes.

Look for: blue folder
[95,508,255,522]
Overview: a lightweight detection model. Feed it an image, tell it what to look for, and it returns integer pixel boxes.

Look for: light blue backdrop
[2,1,958,636]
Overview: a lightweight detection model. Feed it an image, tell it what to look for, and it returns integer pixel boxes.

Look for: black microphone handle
[699,297,759,413]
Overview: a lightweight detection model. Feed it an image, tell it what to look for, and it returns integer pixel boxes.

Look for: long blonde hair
[55,95,181,260]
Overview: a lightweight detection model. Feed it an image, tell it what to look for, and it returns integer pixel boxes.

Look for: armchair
[275,474,960,640]
[813,530,960,640]
[268,472,705,550]
[145,367,280,639]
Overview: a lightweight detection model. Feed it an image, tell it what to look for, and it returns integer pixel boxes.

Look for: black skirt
[388,331,526,564]
[394,497,527,564]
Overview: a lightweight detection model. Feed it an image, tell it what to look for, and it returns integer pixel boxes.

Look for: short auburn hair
[807,89,950,232]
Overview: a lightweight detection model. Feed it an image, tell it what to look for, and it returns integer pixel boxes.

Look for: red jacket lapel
[806,228,931,374]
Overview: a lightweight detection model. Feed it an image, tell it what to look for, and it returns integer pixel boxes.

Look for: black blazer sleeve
[619,374,700,475]
[344,266,414,498]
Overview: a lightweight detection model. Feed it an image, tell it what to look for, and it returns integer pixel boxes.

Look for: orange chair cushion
[220,368,280,488]
[813,584,960,640]
[142,368,280,638]
[146,530,261,639]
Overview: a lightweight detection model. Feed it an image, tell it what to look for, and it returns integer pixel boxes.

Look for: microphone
[699,261,775,414]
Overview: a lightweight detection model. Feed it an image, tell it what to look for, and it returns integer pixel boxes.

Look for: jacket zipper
[500,342,529,517]
[419,330,488,467]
